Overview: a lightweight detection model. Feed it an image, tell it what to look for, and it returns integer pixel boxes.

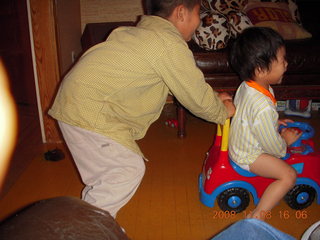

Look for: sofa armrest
[0,196,129,239]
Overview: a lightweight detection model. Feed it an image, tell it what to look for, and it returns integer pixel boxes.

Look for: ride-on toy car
[199,119,320,213]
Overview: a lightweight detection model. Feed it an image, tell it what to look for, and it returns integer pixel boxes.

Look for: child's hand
[280,127,302,146]
[223,99,236,118]
[278,119,294,126]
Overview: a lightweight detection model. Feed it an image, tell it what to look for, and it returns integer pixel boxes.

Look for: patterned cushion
[193,12,231,50]
[202,0,249,14]
[244,1,312,39]
[194,0,304,51]
[195,0,252,50]
[227,11,252,38]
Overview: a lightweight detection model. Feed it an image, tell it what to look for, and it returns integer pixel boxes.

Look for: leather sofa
[0,196,129,240]
[81,0,320,138]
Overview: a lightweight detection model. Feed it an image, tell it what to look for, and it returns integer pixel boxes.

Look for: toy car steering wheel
[279,121,314,147]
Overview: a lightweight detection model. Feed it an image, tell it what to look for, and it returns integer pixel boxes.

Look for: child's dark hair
[230,27,285,81]
[145,0,200,18]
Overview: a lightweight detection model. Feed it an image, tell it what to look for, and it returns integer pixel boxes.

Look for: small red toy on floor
[165,119,178,128]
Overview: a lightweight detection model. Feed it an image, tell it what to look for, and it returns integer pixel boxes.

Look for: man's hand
[218,92,235,118]
[218,92,233,102]
[223,99,236,118]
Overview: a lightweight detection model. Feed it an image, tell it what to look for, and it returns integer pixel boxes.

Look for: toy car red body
[199,119,320,213]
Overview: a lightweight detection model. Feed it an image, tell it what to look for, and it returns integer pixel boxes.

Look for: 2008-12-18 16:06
[211,210,309,220]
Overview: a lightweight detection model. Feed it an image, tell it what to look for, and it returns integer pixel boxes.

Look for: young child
[49,0,235,218]
[229,27,301,220]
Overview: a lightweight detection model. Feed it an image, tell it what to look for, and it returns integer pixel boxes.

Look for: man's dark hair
[230,27,285,81]
[145,0,200,18]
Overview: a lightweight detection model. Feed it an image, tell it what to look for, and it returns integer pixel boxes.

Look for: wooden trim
[29,0,62,143]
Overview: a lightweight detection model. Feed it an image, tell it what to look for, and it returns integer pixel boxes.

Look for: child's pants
[58,121,146,218]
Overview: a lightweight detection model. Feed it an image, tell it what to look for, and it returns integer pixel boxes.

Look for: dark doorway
[0,0,42,196]
[0,0,37,107]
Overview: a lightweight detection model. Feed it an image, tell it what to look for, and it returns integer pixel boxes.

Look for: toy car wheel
[285,184,316,210]
[217,188,250,213]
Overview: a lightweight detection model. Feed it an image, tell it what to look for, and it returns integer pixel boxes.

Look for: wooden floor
[0,104,319,239]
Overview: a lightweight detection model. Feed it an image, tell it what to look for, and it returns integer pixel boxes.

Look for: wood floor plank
[0,105,320,239]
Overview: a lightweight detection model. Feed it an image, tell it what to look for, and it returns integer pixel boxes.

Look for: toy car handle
[279,121,314,147]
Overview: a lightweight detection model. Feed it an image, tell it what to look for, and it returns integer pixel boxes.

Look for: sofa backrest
[80,0,319,52]
[81,21,135,52]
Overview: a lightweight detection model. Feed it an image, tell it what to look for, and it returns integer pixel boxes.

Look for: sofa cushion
[258,0,301,24]
[195,1,254,50]
[197,0,251,50]
[201,0,248,14]
[194,0,310,50]
[244,1,312,39]
[193,11,231,50]
[228,11,252,37]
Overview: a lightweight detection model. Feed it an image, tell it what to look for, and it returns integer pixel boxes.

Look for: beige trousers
[58,121,145,217]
